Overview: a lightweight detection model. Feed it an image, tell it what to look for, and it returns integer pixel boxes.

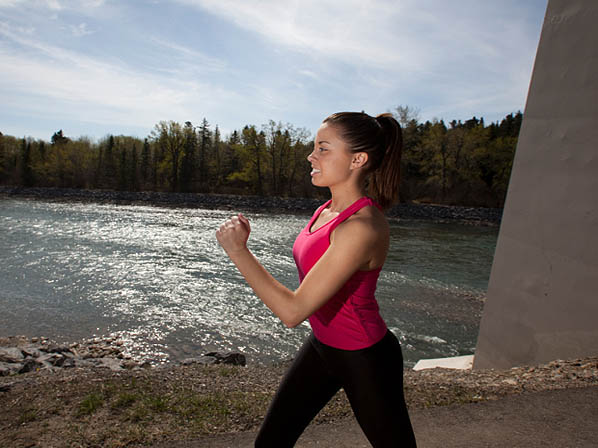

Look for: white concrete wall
[474,0,598,369]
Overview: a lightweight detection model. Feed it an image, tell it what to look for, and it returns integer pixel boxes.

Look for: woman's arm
[216,213,379,328]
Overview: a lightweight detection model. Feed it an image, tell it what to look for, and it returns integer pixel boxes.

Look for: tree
[393,105,420,128]
[212,125,223,189]
[20,139,34,187]
[218,130,242,191]
[286,127,311,197]
[130,143,139,191]
[179,121,197,192]
[244,125,265,195]
[140,138,151,190]
[419,120,449,201]
[151,121,185,192]
[197,118,211,190]
[263,121,297,196]
[51,130,70,146]
[102,135,117,188]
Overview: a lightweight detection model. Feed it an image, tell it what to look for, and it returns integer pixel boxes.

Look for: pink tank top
[292,197,388,350]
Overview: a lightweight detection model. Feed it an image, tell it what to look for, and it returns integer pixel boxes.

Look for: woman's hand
[216,213,251,255]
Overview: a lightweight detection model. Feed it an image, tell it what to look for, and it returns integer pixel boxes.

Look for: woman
[216,111,417,447]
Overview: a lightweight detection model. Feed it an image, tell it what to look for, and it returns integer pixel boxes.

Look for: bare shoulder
[333,204,389,244]
[330,204,389,269]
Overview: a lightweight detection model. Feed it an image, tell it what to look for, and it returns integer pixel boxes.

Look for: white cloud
[46,0,62,10]
[150,37,227,72]
[69,22,94,37]
[175,0,541,71]
[0,0,63,9]
[0,0,23,7]
[175,0,419,72]
[298,69,319,80]
[0,22,239,129]
[0,0,105,11]
[174,0,543,115]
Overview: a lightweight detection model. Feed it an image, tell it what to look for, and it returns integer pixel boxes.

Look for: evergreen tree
[179,121,197,192]
[20,139,34,187]
[197,118,211,190]
[212,125,222,189]
[51,130,69,146]
[106,135,117,188]
[118,143,127,190]
[141,138,151,190]
[131,143,139,191]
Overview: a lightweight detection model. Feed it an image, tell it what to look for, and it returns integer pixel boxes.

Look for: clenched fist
[216,213,251,255]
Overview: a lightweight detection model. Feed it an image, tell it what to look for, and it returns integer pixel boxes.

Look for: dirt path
[157,385,598,447]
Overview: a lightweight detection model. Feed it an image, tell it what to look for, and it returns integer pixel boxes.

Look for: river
[0,197,498,366]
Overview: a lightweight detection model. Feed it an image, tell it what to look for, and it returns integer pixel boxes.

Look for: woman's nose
[307,150,315,162]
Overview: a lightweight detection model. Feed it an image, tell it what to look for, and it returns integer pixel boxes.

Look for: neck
[328,184,367,212]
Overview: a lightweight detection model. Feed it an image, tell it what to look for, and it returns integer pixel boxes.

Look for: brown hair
[323,111,402,209]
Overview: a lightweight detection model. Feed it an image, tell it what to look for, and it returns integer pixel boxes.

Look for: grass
[72,378,254,428]
[1,364,280,446]
[145,395,168,412]
[112,392,139,409]
[77,392,104,416]
[217,365,237,377]
[18,408,38,425]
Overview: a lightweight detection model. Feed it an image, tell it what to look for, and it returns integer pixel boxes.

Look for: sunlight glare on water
[0,198,498,365]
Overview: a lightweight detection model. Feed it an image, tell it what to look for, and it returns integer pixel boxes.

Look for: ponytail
[370,113,402,209]
[323,111,403,209]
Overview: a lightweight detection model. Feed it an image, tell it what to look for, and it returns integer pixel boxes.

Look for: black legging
[255,330,417,447]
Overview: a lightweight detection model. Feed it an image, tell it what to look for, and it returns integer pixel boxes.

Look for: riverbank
[0,186,502,224]
[1,335,596,447]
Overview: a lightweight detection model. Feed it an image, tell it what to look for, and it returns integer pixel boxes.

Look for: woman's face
[307,123,358,188]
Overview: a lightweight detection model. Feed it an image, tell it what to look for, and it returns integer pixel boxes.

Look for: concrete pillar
[474,0,598,369]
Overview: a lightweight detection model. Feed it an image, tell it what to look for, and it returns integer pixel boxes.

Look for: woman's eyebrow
[317,140,331,145]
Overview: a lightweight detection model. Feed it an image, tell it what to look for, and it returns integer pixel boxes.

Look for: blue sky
[1,0,548,142]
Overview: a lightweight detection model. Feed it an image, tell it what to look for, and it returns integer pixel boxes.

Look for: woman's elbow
[281,318,300,329]
[275,292,307,328]
[280,311,306,329]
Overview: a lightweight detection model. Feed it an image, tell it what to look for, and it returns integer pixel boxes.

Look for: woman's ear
[351,152,368,169]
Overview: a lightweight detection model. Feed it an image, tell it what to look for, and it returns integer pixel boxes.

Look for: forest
[0,107,522,208]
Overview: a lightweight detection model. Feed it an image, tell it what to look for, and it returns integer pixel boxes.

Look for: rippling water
[0,198,498,366]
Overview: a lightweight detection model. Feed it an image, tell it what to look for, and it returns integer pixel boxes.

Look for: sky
[0,0,548,142]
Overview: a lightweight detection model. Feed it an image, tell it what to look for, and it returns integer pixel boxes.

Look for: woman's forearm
[226,247,304,328]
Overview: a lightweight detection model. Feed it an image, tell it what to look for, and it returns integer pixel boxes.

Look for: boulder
[0,361,21,376]
[38,353,67,367]
[97,357,125,371]
[0,347,24,363]
[62,357,76,368]
[19,358,43,374]
[20,346,43,358]
[203,352,246,366]
[40,344,72,354]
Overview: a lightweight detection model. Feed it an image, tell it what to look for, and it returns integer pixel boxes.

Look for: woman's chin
[310,177,324,187]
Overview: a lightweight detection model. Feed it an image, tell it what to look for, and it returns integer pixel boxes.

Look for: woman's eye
[318,147,327,152]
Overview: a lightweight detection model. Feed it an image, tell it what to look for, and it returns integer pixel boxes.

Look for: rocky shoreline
[0,186,502,224]
[0,336,246,378]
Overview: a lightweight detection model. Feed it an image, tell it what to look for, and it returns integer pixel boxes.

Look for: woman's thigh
[317,332,417,447]
[255,336,341,448]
